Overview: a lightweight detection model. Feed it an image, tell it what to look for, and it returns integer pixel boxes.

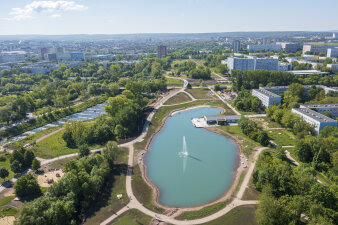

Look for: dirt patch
[0,216,15,225]
[37,170,64,187]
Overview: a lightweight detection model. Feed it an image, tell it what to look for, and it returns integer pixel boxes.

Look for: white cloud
[8,1,88,21]
[51,14,62,18]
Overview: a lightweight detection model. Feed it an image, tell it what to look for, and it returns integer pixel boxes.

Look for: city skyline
[0,0,338,35]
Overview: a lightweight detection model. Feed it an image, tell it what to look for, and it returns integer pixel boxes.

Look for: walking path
[208,87,241,115]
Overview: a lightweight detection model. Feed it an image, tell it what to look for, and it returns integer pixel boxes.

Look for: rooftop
[291,70,329,75]
[204,115,241,121]
[292,108,337,123]
[301,104,338,109]
[253,89,280,98]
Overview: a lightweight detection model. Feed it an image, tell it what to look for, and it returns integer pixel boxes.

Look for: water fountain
[179,136,189,172]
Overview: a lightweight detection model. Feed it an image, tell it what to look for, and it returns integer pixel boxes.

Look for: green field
[242,186,260,200]
[0,154,15,181]
[267,129,296,146]
[108,209,152,225]
[200,205,258,225]
[31,128,102,158]
[176,199,232,220]
[164,92,192,105]
[207,100,236,115]
[166,77,183,86]
[186,88,212,99]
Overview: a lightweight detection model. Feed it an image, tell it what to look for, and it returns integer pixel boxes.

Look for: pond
[2,102,107,145]
[145,107,238,207]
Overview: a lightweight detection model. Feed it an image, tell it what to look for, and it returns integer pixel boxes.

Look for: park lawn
[134,100,209,150]
[0,208,17,217]
[186,88,212,99]
[85,148,130,225]
[242,186,260,201]
[8,126,62,151]
[32,128,102,158]
[44,156,77,170]
[267,129,296,146]
[176,199,232,220]
[108,209,152,225]
[0,154,15,181]
[166,77,183,86]
[214,126,260,157]
[201,205,258,225]
[228,101,258,116]
[164,92,192,105]
[0,196,15,207]
[131,165,164,213]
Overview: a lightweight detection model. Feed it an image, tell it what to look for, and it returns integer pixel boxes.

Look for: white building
[327,64,338,73]
[292,108,337,134]
[0,51,26,63]
[247,44,282,52]
[252,89,281,108]
[232,40,241,52]
[278,62,293,71]
[227,57,278,73]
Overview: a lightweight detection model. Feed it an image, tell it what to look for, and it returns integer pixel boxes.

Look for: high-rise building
[232,40,241,52]
[302,44,331,54]
[247,44,282,52]
[40,48,48,60]
[327,48,338,57]
[227,57,278,73]
[157,45,167,58]
[333,33,336,39]
[0,51,26,63]
[279,43,301,52]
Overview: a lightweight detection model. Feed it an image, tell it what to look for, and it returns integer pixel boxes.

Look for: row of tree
[238,117,269,146]
[234,89,262,112]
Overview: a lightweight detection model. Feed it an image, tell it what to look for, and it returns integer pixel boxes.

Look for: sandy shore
[136,105,246,213]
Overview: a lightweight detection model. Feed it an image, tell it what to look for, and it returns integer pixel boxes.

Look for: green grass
[164,92,192,105]
[0,154,15,181]
[44,156,77,169]
[85,148,130,225]
[242,186,260,200]
[233,171,246,196]
[0,208,17,217]
[32,128,102,158]
[40,187,49,194]
[215,126,260,157]
[186,88,212,99]
[267,129,296,146]
[228,101,258,115]
[200,205,258,225]
[134,100,209,150]
[0,196,15,207]
[207,100,236,115]
[108,209,152,225]
[176,199,232,220]
[8,126,62,151]
[166,77,183,86]
[131,165,164,213]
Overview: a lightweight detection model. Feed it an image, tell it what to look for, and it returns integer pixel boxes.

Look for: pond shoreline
[137,105,243,213]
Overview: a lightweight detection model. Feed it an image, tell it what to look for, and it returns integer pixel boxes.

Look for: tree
[24,150,35,167]
[79,144,90,158]
[114,124,128,140]
[32,159,41,171]
[10,160,22,174]
[103,141,120,168]
[295,140,313,163]
[0,167,9,180]
[15,174,41,198]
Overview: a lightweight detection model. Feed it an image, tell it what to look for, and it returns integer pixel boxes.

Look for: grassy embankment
[163,92,192,105]
[0,96,106,139]
[107,209,152,225]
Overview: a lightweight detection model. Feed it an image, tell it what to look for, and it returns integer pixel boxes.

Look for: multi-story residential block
[327,48,338,57]
[279,42,301,52]
[300,104,338,119]
[70,52,85,61]
[278,62,293,71]
[227,57,278,72]
[302,44,331,54]
[292,108,337,134]
[327,64,338,73]
[232,40,241,52]
[157,45,167,58]
[247,44,282,52]
[0,51,26,63]
[252,89,281,108]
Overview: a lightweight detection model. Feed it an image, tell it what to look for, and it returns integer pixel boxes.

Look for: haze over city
[0,0,338,35]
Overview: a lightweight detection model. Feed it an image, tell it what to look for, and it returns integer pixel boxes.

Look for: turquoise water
[145,107,238,207]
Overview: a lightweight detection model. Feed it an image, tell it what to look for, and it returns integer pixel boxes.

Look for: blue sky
[0,0,337,35]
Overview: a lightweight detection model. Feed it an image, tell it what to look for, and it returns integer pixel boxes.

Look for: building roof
[204,115,241,121]
[292,108,337,123]
[301,104,338,109]
[291,70,329,75]
[253,89,280,98]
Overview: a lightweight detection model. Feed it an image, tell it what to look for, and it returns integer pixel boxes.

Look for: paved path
[244,114,267,118]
